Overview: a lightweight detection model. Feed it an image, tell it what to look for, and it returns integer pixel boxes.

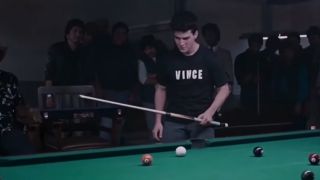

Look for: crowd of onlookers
[42,18,320,137]
[1,16,320,155]
[234,26,320,130]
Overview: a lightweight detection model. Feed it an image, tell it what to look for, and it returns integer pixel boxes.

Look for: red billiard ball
[308,153,319,165]
[301,170,314,180]
[253,146,263,157]
[141,154,153,166]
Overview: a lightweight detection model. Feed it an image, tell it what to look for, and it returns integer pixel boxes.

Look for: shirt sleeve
[156,57,168,86]
[206,52,230,88]
[138,60,147,84]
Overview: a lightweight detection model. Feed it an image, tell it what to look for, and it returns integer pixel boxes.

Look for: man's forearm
[208,83,231,114]
[154,84,166,124]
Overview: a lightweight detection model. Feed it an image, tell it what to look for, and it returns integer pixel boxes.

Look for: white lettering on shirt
[175,69,203,80]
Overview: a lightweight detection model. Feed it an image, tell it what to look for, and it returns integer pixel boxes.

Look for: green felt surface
[1,131,320,180]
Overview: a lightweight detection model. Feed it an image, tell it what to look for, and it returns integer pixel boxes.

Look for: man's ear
[194,30,199,39]
[0,46,8,61]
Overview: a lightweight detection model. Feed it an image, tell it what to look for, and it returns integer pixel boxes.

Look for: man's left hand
[197,111,215,125]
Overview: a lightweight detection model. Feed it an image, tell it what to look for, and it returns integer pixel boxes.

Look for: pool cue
[79,94,228,127]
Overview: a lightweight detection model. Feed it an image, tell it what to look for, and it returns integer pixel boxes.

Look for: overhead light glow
[263,34,307,40]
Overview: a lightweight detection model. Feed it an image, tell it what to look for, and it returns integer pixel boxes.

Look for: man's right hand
[152,122,163,141]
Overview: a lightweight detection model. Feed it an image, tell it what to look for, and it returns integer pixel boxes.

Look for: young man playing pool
[152,11,231,142]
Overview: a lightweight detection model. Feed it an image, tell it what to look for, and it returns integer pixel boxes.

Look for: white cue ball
[175,146,187,157]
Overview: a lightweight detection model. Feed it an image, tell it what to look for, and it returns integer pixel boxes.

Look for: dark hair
[0,47,7,61]
[265,34,280,49]
[287,32,300,40]
[279,39,295,55]
[84,22,98,36]
[64,19,84,36]
[248,33,263,46]
[201,23,221,42]
[306,26,320,37]
[170,11,198,33]
[140,35,157,50]
[112,22,129,34]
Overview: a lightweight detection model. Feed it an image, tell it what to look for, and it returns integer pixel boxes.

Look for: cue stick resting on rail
[79,94,229,127]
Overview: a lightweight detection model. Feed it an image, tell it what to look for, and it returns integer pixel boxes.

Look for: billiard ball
[308,153,319,165]
[141,154,153,166]
[175,146,187,157]
[253,146,264,157]
[301,170,314,180]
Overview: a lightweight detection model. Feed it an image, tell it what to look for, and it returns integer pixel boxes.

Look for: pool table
[1,130,320,180]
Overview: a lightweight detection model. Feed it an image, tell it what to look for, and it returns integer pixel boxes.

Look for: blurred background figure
[234,33,268,116]
[303,26,320,129]
[260,34,280,114]
[201,23,233,85]
[271,40,308,129]
[201,23,234,112]
[96,22,139,144]
[45,19,87,86]
[0,46,36,156]
[138,35,160,139]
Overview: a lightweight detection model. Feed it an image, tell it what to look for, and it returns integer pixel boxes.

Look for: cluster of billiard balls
[141,145,317,179]
[299,153,320,180]
[253,146,318,180]
[141,146,187,166]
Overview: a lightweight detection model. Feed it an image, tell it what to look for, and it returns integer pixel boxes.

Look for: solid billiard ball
[308,153,319,165]
[175,146,187,157]
[301,170,314,180]
[253,146,264,157]
[141,154,153,166]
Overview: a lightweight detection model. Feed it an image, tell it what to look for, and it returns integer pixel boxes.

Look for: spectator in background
[138,35,160,139]
[45,19,96,86]
[95,18,111,49]
[304,26,320,90]
[96,22,139,144]
[82,21,99,47]
[260,34,280,113]
[234,33,268,115]
[201,23,233,85]
[0,46,36,156]
[80,21,100,87]
[303,26,320,129]
[201,23,234,112]
[272,40,308,129]
[287,32,303,55]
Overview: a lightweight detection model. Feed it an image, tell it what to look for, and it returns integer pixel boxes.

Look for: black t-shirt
[157,45,229,117]
[45,42,80,85]
[45,42,96,86]
[96,43,138,91]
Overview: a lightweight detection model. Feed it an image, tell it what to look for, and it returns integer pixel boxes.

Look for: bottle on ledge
[45,93,56,109]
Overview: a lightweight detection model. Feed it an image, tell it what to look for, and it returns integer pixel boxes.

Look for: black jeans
[162,117,215,143]
[0,128,36,156]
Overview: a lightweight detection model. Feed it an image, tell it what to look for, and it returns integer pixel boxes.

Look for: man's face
[203,30,218,47]
[174,30,198,56]
[250,42,262,52]
[66,26,84,45]
[144,46,157,58]
[113,28,128,46]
